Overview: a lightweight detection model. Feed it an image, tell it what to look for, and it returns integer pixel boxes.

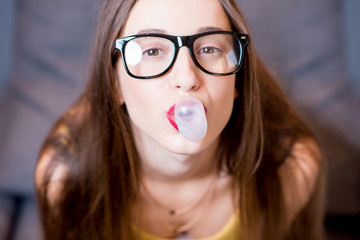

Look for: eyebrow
[197,26,224,33]
[136,26,225,35]
[137,29,167,34]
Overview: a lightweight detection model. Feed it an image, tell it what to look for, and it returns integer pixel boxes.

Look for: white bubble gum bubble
[174,96,207,142]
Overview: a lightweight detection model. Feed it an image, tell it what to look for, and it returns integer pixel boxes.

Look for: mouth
[167,103,207,132]
[167,104,179,131]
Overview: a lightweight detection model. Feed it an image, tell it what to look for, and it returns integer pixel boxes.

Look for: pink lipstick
[167,104,179,131]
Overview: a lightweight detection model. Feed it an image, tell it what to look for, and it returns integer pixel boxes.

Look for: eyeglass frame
[113,30,249,79]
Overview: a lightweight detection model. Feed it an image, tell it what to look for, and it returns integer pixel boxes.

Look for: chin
[161,133,218,156]
[132,120,220,158]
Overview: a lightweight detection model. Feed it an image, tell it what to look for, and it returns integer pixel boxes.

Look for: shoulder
[35,148,70,206]
[35,101,88,206]
[277,138,323,224]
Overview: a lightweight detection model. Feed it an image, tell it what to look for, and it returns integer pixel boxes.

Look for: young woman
[35,0,325,239]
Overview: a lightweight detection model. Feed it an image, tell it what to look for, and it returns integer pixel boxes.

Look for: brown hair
[36,0,325,239]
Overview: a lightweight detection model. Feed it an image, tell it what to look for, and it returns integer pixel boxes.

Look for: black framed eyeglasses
[113,31,249,79]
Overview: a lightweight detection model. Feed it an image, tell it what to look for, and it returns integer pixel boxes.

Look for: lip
[167,104,179,131]
[167,103,207,132]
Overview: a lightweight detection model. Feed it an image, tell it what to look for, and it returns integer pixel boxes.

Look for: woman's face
[116,0,237,155]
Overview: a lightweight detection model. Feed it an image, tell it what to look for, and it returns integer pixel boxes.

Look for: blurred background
[0,0,359,239]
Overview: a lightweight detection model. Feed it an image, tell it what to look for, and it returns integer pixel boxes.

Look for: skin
[116,0,237,180]
[34,0,321,238]
[115,0,238,237]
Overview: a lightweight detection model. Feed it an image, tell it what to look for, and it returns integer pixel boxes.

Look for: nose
[170,47,200,92]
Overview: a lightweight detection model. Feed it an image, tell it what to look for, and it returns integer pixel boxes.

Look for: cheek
[118,70,146,111]
[115,61,126,105]
[117,60,148,105]
[212,75,236,107]
[207,76,236,135]
[117,63,144,114]
[116,64,163,129]
[213,90,235,124]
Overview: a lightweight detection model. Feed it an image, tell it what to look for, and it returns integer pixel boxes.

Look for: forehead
[122,0,232,36]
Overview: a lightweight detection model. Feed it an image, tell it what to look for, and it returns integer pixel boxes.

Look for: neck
[133,130,220,183]
[130,127,236,237]
[142,150,218,183]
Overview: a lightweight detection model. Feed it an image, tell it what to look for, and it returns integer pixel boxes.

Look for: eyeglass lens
[123,33,242,78]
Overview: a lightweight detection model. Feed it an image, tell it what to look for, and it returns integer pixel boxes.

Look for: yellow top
[131,212,240,240]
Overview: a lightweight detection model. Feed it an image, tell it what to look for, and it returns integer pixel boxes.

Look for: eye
[144,48,160,57]
[201,47,217,54]
[197,46,223,55]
